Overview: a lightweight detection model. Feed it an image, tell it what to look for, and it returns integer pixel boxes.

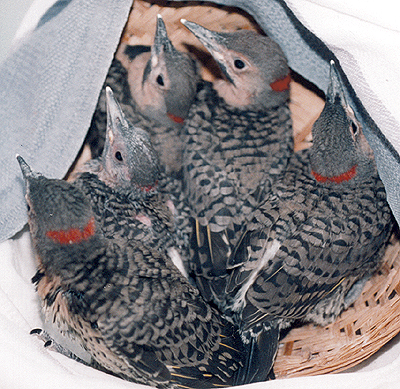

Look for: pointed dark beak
[181,19,235,84]
[181,19,234,84]
[16,155,37,180]
[153,14,174,56]
[105,86,129,133]
[181,19,225,56]
[327,60,347,106]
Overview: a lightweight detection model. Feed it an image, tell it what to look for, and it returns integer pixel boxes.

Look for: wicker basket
[111,0,400,379]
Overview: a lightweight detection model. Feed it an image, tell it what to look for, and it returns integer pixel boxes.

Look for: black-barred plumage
[18,155,249,388]
[74,172,175,255]
[19,87,265,387]
[184,82,292,229]
[179,21,293,308]
[78,87,191,278]
[223,62,394,380]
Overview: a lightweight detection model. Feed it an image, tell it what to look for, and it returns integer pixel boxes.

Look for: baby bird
[76,87,178,268]
[18,155,253,389]
[180,20,293,305]
[87,14,200,178]
[223,61,394,380]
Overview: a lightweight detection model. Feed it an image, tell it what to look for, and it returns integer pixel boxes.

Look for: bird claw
[30,327,52,342]
[30,328,59,351]
[30,328,90,365]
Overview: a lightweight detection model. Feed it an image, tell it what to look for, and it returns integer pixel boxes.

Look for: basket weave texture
[116,0,400,378]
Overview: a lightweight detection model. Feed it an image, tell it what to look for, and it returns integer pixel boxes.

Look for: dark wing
[89,242,247,388]
[184,83,292,306]
[234,180,393,328]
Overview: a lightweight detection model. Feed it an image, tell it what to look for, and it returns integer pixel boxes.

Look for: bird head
[100,87,161,195]
[181,19,290,110]
[17,155,97,260]
[310,61,376,186]
[139,14,200,126]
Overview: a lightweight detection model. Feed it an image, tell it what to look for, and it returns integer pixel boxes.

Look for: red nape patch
[46,217,95,245]
[312,165,358,184]
[270,74,291,92]
[167,112,185,124]
[140,180,158,192]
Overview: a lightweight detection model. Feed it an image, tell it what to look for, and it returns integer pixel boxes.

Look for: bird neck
[167,112,185,124]
[212,78,253,109]
[213,77,289,110]
[45,216,96,245]
[34,219,104,279]
[311,164,358,184]
[270,74,291,92]
[139,181,158,192]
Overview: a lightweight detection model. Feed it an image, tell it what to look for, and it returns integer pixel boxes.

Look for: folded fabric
[0,0,133,242]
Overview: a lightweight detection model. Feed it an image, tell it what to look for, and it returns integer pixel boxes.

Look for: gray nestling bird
[179,20,293,308]
[86,14,200,178]
[85,16,201,268]
[223,61,394,381]
[18,154,260,388]
[76,87,181,270]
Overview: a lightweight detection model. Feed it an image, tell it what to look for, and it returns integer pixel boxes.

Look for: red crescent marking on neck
[167,112,185,124]
[270,74,291,92]
[46,216,95,245]
[312,165,358,184]
[140,180,158,192]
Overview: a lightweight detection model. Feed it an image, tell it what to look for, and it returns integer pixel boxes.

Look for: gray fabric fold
[0,0,133,241]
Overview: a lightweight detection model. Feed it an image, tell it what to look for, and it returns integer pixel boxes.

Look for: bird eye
[156,74,164,86]
[234,59,245,69]
[350,121,359,135]
[25,195,32,212]
[115,151,123,161]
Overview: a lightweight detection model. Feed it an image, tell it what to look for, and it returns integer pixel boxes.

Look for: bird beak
[153,14,174,57]
[105,86,129,137]
[16,155,38,180]
[181,19,225,56]
[181,19,234,84]
[151,14,176,70]
[327,60,347,106]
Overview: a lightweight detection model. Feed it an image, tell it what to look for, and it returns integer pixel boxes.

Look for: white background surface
[0,0,35,62]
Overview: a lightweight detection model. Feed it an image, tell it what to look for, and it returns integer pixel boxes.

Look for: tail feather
[189,219,232,304]
[170,321,248,388]
[234,324,279,385]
